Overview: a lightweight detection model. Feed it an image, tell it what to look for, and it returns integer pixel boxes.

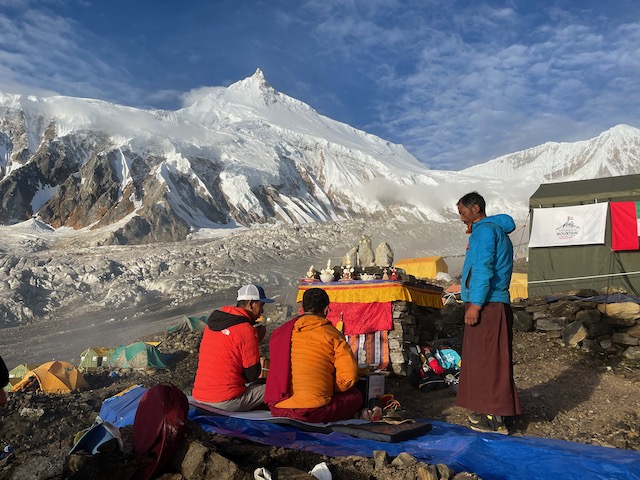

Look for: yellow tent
[394,256,448,280]
[12,360,88,394]
[510,273,528,300]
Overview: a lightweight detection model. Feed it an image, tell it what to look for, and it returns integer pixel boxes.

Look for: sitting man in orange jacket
[265,287,363,422]
[192,284,272,411]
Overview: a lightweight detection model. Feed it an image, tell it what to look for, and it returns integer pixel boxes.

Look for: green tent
[4,363,39,391]
[529,174,640,297]
[167,315,207,333]
[110,342,167,370]
[78,347,115,372]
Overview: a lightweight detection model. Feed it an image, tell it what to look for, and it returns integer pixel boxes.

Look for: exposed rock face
[0,75,456,245]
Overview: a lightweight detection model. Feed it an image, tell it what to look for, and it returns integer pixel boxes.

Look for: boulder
[576,309,602,324]
[622,346,640,361]
[625,324,640,339]
[536,317,567,331]
[548,300,583,320]
[562,321,588,347]
[588,322,613,338]
[597,303,640,326]
[513,310,534,332]
[611,333,640,346]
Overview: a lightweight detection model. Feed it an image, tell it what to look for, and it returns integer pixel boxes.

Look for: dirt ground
[1,306,639,479]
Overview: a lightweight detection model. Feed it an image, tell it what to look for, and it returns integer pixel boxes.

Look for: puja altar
[296,279,444,375]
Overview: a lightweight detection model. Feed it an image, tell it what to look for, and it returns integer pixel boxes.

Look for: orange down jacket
[275,314,358,409]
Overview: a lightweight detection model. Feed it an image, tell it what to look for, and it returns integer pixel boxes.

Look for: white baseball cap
[237,284,274,303]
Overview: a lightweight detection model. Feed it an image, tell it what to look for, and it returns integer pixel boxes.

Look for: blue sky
[0,0,639,170]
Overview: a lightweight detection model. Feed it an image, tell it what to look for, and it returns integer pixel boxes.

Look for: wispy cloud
[0,0,638,171]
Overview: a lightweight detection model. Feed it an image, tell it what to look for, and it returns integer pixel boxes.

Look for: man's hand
[464,304,482,325]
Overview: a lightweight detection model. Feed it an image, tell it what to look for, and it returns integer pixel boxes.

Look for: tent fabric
[394,256,449,279]
[509,273,528,300]
[78,347,115,371]
[529,174,640,297]
[167,316,207,333]
[110,342,167,370]
[5,363,39,391]
[11,361,88,394]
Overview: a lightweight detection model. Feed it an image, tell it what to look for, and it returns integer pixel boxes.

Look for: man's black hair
[302,288,330,315]
[458,191,486,214]
[237,300,252,309]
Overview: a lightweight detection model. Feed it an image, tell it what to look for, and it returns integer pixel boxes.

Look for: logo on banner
[554,216,581,241]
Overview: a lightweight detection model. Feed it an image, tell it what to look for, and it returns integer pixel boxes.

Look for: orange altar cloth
[296,280,443,370]
[296,280,443,336]
[296,280,444,309]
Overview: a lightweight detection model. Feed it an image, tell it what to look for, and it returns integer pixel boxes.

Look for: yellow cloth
[509,273,528,300]
[297,281,443,309]
[275,314,358,409]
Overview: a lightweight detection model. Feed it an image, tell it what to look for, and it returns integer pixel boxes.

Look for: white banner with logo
[529,203,608,248]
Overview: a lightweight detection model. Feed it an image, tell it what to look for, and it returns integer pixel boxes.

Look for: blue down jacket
[460,214,515,306]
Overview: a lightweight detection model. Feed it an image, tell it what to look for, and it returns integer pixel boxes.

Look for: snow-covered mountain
[0,69,638,247]
[461,124,640,182]
[0,69,461,245]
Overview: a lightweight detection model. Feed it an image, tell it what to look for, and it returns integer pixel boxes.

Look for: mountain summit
[0,72,639,245]
[0,71,440,245]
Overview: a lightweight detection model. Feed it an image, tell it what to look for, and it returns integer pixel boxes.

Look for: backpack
[131,383,189,480]
[406,344,454,392]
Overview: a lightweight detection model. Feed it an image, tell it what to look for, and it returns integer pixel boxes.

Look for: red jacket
[192,306,262,403]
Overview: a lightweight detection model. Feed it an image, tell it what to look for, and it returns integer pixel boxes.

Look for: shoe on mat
[469,414,508,435]
[467,412,482,424]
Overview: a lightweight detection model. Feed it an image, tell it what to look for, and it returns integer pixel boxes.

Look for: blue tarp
[98,385,147,427]
[98,386,640,480]
[190,412,640,480]
[545,293,640,304]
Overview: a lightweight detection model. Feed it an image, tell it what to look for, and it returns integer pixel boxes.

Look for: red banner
[611,202,640,251]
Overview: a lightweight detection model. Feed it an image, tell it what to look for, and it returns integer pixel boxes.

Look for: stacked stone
[388,301,440,375]
[512,290,640,360]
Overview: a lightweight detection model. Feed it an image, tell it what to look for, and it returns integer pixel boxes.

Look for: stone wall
[388,302,442,375]
[387,291,640,376]
[512,291,640,360]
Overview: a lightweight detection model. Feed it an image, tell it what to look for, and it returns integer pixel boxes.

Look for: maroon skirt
[455,302,522,416]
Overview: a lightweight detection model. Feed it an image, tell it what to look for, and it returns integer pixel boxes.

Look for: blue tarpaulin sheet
[98,385,147,427]
[98,386,640,479]
[190,411,640,480]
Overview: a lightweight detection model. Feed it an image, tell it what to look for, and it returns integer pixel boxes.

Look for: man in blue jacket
[455,192,521,434]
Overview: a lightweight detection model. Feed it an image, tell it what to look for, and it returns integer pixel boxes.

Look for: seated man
[265,287,363,422]
[192,284,273,411]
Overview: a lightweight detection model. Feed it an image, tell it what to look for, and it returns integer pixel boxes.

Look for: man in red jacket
[192,284,272,411]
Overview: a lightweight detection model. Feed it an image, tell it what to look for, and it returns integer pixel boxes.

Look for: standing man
[456,192,521,434]
[192,284,272,411]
